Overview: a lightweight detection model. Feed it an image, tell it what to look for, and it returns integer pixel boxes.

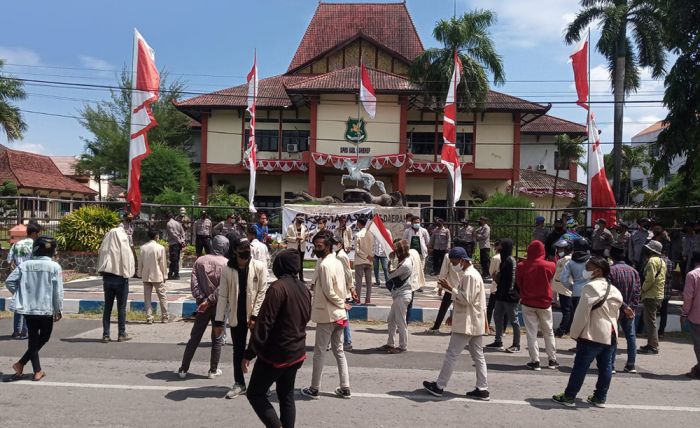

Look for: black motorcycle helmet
[572,238,590,252]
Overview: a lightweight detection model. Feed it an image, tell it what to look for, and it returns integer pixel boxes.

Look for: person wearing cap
[428,218,451,276]
[559,238,591,348]
[176,207,191,241]
[456,219,476,258]
[614,223,631,256]
[682,221,697,278]
[553,240,574,338]
[165,211,186,280]
[214,214,237,237]
[234,216,248,239]
[425,246,467,334]
[213,237,269,399]
[423,246,489,401]
[681,252,700,379]
[609,245,641,373]
[97,224,136,343]
[286,214,309,282]
[517,240,558,371]
[639,240,666,354]
[475,217,492,279]
[194,210,213,256]
[628,218,652,270]
[591,218,614,257]
[379,240,415,353]
[7,221,42,339]
[138,228,171,324]
[6,236,63,382]
[178,235,230,380]
[544,219,567,260]
[533,216,549,244]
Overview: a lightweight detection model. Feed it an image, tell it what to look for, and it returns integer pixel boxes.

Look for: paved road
[0,317,698,427]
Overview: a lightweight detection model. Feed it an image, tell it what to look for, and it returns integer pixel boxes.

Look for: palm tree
[0,59,27,141]
[604,144,650,204]
[409,9,505,111]
[551,134,586,219]
[565,0,666,203]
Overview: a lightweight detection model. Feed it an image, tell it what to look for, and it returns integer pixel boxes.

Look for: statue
[287,191,342,205]
[341,158,387,194]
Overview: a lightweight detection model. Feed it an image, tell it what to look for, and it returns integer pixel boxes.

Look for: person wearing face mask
[243,249,311,428]
[354,216,374,304]
[301,232,351,400]
[545,219,567,260]
[627,218,653,271]
[552,256,626,408]
[333,236,359,351]
[194,211,213,257]
[609,245,641,374]
[475,217,492,279]
[286,214,309,282]
[377,240,415,353]
[485,239,520,353]
[214,237,269,399]
[591,218,614,257]
[423,246,489,401]
[552,240,574,338]
[638,240,666,355]
[425,247,467,334]
[428,218,451,276]
[403,216,430,267]
[334,215,353,254]
[532,216,549,244]
[614,223,631,259]
[559,238,592,346]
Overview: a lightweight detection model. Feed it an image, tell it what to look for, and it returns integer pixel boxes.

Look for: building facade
[630,121,681,200]
[176,2,585,211]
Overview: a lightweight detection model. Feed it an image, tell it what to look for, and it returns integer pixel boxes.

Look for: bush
[469,192,535,253]
[201,184,250,221]
[140,144,197,201]
[55,205,120,251]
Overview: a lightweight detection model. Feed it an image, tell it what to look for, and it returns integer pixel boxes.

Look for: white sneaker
[177,369,187,379]
[208,369,222,379]
[424,328,440,335]
[225,383,246,399]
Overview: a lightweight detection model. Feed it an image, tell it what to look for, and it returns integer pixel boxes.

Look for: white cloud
[79,55,113,71]
[7,142,48,154]
[0,46,41,66]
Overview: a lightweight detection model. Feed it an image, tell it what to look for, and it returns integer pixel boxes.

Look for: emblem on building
[344,117,367,144]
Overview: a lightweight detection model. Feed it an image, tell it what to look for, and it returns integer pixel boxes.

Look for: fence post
[515,209,520,256]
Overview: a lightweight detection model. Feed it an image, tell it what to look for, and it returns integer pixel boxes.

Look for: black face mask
[237,251,251,260]
[313,249,326,258]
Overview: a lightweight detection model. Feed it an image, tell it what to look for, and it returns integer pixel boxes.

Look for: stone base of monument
[343,188,372,204]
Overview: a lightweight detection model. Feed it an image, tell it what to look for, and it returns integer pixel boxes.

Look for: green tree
[410,10,505,111]
[652,0,700,184]
[139,144,197,202]
[603,144,650,204]
[77,68,192,189]
[550,134,586,216]
[0,180,19,218]
[0,59,27,141]
[470,192,535,254]
[565,0,667,202]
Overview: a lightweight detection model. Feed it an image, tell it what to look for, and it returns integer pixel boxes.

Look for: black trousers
[486,293,497,325]
[195,235,212,257]
[431,292,452,330]
[658,298,671,334]
[168,243,182,279]
[432,250,446,274]
[231,323,249,385]
[180,305,223,373]
[480,248,491,276]
[297,245,305,282]
[406,292,415,324]
[247,359,303,428]
[19,315,54,373]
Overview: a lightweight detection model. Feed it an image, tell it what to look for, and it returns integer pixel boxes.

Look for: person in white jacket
[403,216,430,265]
[213,237,269,399]
[423,247,489,401]
[334,236,358,351]
[285,214,309,282]
[97,225,135,343]
[138,229,170,323]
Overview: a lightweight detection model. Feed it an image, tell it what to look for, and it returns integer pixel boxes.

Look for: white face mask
[558,251,566,258]
[412,223,420,230]
[582,270,594,280]
[451,263,462,273]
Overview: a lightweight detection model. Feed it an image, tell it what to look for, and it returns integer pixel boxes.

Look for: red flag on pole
[360,63,377,119]
[588,112,617,225]
[570,33,589,110]
[367,215,394,256]
[441,51,463,206]
[245,52,258,213]
[127,29,159,215]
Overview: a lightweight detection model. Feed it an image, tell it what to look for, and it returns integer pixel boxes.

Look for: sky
[0,0,666,159]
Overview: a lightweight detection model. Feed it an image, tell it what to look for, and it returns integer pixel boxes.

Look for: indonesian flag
[588,112,616,225]
[570,31,589,110]
[441,51,463,206]
[245,52,258,213]
[367,215,394,257]
[127,29,159,215]
[360,63,376,119]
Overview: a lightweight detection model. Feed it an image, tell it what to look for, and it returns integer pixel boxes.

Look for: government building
[176,2,586,212]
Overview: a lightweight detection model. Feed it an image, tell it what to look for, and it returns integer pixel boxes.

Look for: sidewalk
[0,268,686,331]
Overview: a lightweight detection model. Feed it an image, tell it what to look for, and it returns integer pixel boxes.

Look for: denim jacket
[5,256,64,316]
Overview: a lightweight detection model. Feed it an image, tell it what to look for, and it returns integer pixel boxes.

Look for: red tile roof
[521,114,586,135]
[485,91,549,113]
[175,75,310,109]
[285,66,420,93]
[288,2,424,73]
[0,149,97,195]
[632,120,666,138]
[519,168,585,198]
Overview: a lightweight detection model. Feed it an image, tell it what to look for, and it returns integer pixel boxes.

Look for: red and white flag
[127,29,159,215]
[569,31,589,110]
[441,51,463,206]
[367,215,394,257]
[360,63,376,119]
[588,112,617,225]
[245,52,258,213]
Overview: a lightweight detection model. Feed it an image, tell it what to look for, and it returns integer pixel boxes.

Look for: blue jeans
[557,294,573,333]
[613,316,636,369]
[564,339,615,402]
[13,312,27,336]
[102,275,129,337]
[344,310,352,345]
[373,256,389,284]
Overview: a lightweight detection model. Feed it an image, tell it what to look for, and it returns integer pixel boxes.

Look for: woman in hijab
[243,249,311,428]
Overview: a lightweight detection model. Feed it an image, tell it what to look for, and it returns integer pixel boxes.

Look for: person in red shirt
[517,240,558,371]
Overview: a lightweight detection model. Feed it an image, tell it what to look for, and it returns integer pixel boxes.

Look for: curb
[0,297,688,332]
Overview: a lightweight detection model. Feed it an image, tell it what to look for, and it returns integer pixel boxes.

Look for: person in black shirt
[544,219,567,260]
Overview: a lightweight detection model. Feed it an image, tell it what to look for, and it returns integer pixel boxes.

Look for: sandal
[10,362,24,380]
[32,371,46,382]
[376,344,394,351]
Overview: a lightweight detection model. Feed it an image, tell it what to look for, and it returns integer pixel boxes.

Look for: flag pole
[585,28,592,228]
[356,59,361,187]
[127,29,138,213]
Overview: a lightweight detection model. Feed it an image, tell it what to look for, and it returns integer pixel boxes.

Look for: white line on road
[5,380,700,413]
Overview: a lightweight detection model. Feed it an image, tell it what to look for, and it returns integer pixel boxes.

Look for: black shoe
[466,388,490,401]
[526,361,541,371]
[485,341,504,350]
[505,346,520,353]
[638,346,659,355]
[623,365,638,374]
[548,360,560,370]
[300,387,320,400]
[423,381,443,397]
[335,387,352,399]
[554,329,564,338]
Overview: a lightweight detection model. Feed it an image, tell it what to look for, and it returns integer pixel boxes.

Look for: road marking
[5,381,700,412]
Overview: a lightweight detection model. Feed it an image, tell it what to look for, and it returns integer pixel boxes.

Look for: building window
[255,196,281,208]
[631,179,643,189]
[282,130,309,152]
[408,132,473,156]
[554,151,571,170]
[21,199,47,212]
[244,129,279,152]
[59,202,71,214]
